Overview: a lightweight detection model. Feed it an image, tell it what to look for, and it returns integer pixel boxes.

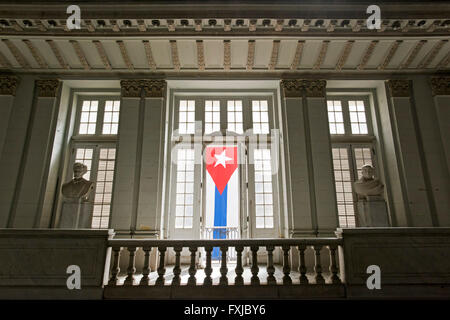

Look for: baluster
[203,246,213,286]
[187,247,198,286]
[234,246,244,286]
[328,245,341,284]
[155,246,167,286]
[172,246,182,286]
[124,246,137,286]
[250,246,260,285]
[139,246,152,286]
[219,246,228,285]
[282,245,292,285]
[298,245,309,284]
[314,245,325,284]
[108,246,121,286]
[266,245,276,285]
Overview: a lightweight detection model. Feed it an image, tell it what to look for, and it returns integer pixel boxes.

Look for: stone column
[136,80,166,235]
[0,76,34,228]
[303,80,339,236]
[386,80,434,227]
[429,77,450,226]
[10,79,62,228]
[280,80,314,237]
[430,77,450,175]
[110,80,143,233]
[0,75,19,155]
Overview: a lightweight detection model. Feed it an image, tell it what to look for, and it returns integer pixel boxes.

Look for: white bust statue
[61,162,94,201]
[353,164,384,200]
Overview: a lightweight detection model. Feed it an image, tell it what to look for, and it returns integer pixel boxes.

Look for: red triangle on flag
[205,146,238,195]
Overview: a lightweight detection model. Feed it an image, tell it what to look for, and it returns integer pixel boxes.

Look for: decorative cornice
[142,80,166,98]
[120,80,142,98]
[430,77,450,96]
[0,75,19,96]
[36,79,60,97]
[281,79,327,98]
[386,79,411,97]
[120,79,167,98]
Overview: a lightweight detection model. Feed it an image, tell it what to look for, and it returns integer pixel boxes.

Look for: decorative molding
[436,51,450,70]
[281,79,327,98]
[327,20,337,32]
[313,40,329,69]
[268,40,280,70]
[303,79,327,97]
[93,40,111,70]
[418,40,448,69]
[70,40,90,70]
[0,75,19,95]
[335,40,354,70]
[142,80,166,98]
[290,40,304,70]
[280,79,303,97]
[120,80,142,98]
[196,40,205,71]
[120,79,166,98]
[110,20,120,32]
[275,19,284,32]
[170,40,180,71]
[352,20,364,32]
[117,40,134,70]
[143,40,157,71]
[85,20,95,32]
[223,40,231,71]
[246,40,255,71]
[249,19,257,32]
[46,40,69,69]
[224,19,232,32]
[0,51,12,68]
[430,77,450,96]
[137,20,146,32]
[400,40,427,69]
[378,40,402,70]
[386,79,411,97]
[2,39,30,68]
[36,79,60,97]
[301,19,310,32]
[358,40,379,70]
[23,39,48,68]
[194,20,202,32]
[167,20,176,32]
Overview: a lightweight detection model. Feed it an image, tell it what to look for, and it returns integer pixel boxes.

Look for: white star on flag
[214,150,232,168]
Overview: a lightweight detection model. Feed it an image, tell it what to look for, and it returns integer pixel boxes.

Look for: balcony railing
[106,238,343,287]
[203,227,239,261]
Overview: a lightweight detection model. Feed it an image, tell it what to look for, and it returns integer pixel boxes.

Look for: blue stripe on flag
[212,185,227,259]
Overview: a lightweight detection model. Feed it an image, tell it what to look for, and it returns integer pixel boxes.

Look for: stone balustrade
[106,238,343,287]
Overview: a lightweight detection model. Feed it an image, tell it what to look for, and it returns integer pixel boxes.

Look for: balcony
[0,228,449,299]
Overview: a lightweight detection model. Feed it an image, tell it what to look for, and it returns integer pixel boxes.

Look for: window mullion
[342,99,352,137]
[96,98,105,136]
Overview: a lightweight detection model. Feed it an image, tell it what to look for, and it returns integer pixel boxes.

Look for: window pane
[227,100,244,134]
[331,147,355,228]
[204,100,220,134]
[79,100,98,135]
[178,100,195,134]
[174,148,195,228]
[327,100,345,135]
[74,147,94,180]
[254,148,274,229]
[91,147,116,229]
[349,100,368,135]
[102,100,120,134]
[252,100,270,134]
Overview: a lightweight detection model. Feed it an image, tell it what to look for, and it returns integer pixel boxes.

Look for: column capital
[120,79,143,98]
[386,79,411,97]
[430,77,450,96]
[0,75,19,96]
[303,79,327,97]
[142,80,166,98]
[36,79,60,97]
[281,79,327,98]
[280,79,304,97]
[120,79,167,98]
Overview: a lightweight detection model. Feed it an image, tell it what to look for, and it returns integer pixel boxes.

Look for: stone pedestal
[59,200,93,228]
[357,197,389,227]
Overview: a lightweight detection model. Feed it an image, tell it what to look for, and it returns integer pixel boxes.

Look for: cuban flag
[205,146,239,259]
